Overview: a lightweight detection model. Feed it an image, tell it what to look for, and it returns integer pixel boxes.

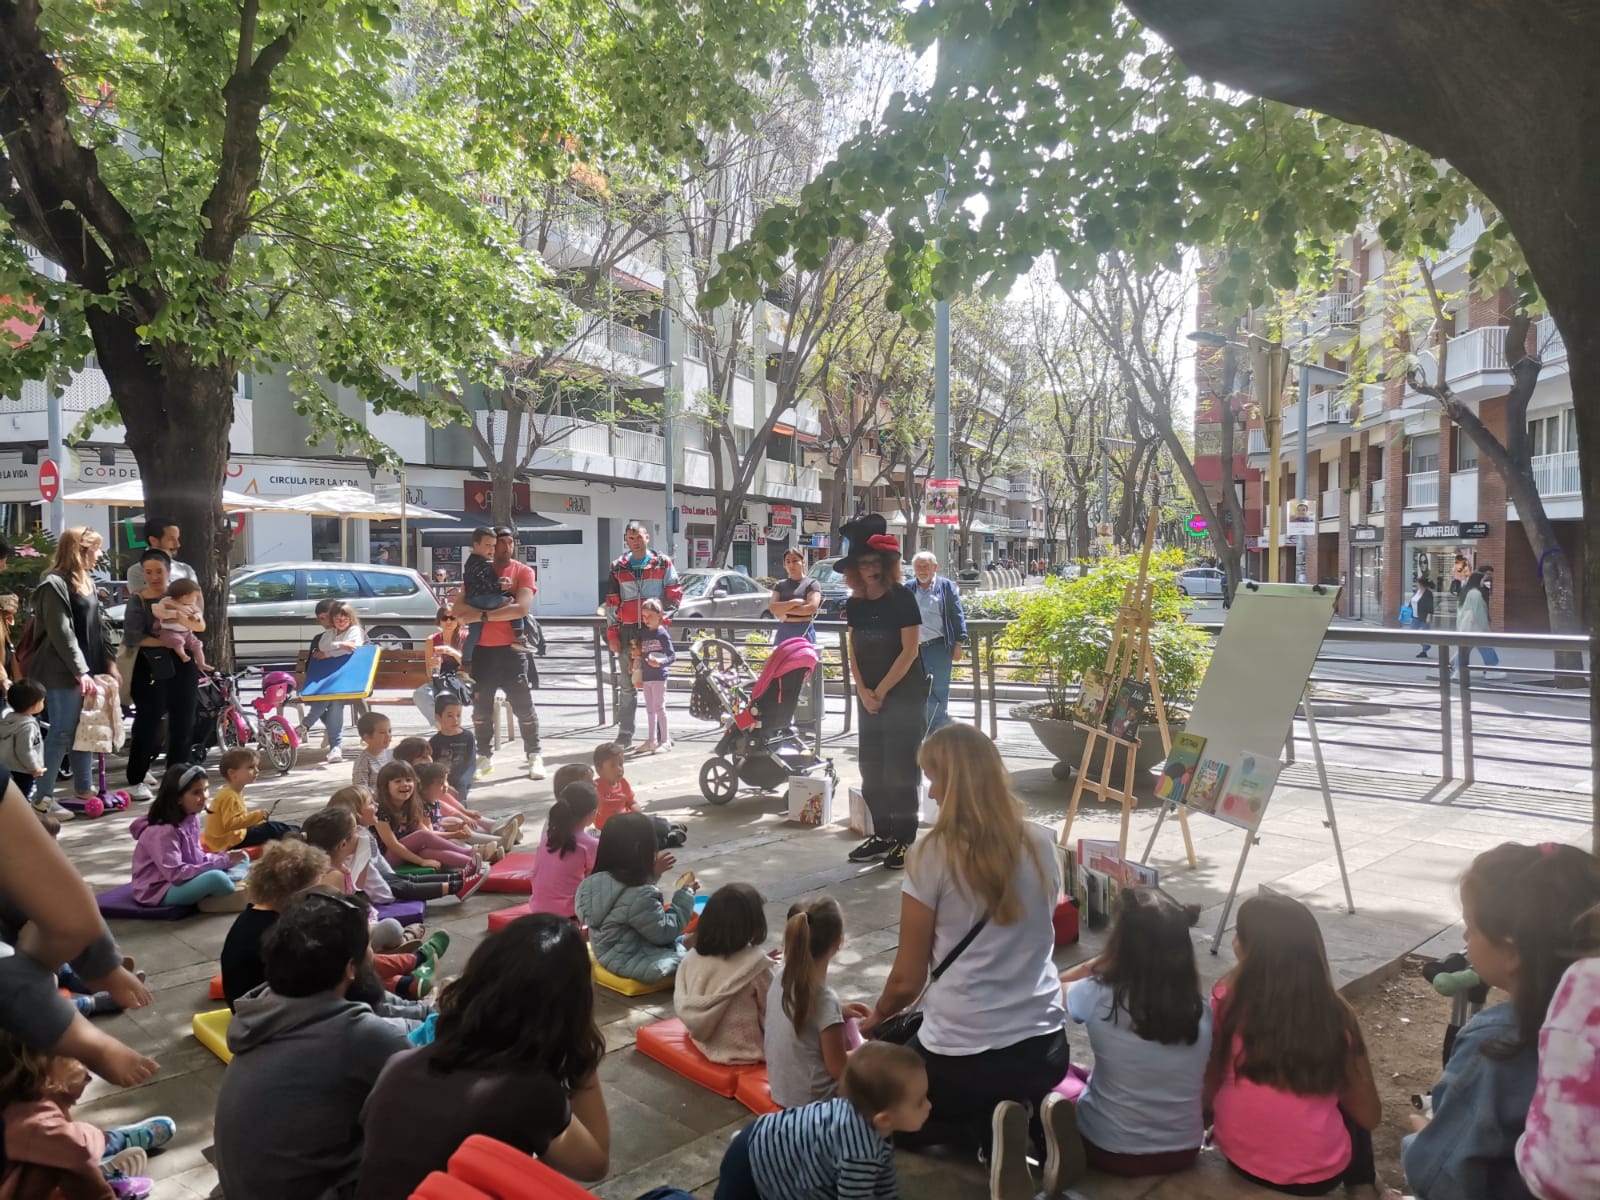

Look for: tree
[948,299,1032,558]
[0,0,886,662]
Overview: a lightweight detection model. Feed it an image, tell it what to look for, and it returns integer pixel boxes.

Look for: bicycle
[194,665,302,774]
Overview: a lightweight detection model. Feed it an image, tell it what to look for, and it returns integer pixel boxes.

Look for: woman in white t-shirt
[863,724,1069,1168]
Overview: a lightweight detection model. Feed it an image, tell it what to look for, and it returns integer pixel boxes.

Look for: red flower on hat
[866,533,901,554]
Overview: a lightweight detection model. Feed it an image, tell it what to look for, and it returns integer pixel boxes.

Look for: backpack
[11,616,40,682]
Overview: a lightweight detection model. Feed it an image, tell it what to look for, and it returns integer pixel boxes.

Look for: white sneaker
[325,746,343,765]
[125,782,153,802]
[526,754,547,781]
[476,755,495,779]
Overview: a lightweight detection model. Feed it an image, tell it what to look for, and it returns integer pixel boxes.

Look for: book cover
[1105,678,1150,742]
[1155,732,1207,805]
[1072,668,1111,726]
[1217,752,1281,831]
[1187,757,1229,814]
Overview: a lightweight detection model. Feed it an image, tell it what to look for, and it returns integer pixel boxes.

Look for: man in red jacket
[603,521,682,749]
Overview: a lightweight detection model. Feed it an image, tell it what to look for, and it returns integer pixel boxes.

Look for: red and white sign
[769,504,795,527]
[925,478,960,526]
[37,459,60,502]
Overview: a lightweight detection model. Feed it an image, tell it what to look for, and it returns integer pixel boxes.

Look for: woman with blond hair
[26,528,118,819]
[863,723,1071,1191]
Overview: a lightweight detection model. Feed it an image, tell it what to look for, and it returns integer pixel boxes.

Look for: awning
[412,511,583,548]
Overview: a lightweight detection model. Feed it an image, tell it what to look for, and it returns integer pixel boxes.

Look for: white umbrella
[257,485,455,521]
[58,480,282,512]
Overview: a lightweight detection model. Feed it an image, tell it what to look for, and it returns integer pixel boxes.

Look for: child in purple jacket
[130,765,250,911]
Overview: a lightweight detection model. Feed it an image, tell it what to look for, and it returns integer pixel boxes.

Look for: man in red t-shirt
[451,526,545,780]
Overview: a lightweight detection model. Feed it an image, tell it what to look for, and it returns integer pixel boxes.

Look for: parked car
[108,562,441,662]
[809,556,914,621]
[672,569,775,632]
[1176,566,1234,598]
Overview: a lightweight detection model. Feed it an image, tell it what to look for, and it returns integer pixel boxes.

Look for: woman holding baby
[122,548,205,799]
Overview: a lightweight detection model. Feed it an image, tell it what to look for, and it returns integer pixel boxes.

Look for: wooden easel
[1058,523,1196,866]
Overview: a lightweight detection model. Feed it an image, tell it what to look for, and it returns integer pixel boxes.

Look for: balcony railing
[1314,291,1358,327]
[1405,470,1439,509]
[613,426,664,465]
[1535,318,1567,367]
[1369,477,1386,514]
[606,322,664,366]
[1010,478,1034,496]
[1441,326,1509,387]
[1320,488,1341,520]
[1531,451,1580,498]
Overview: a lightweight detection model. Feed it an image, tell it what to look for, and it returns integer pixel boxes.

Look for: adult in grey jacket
[215,889,410,1200]
[27,527,117,815]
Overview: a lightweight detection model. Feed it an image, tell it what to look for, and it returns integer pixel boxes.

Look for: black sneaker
[883,842,909,871]
[848,836,894,863]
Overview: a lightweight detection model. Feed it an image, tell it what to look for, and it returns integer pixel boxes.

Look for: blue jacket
[912,575,968,647]
[1401,1003,1536,1200]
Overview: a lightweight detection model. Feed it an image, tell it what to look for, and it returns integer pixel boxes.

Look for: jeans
[713,1126,760,1200]
[302,700,346,750]
[469,645,541,756]
[412,683,438,728]
[921,637,954,731]
[238,821,299,847]
[38,687,91,800]
[613,655,638,741]
[127,653,200,785]
[1411,616,1432,655]
[774,621,815,644]
[899,1026,1072,1153]
[163,870,237,906]
[1456,645,1501,671]
[857,673,929,846]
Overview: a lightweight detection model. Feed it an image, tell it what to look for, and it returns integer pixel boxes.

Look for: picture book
[1072,668,1111,726]
[1154,732,1207,805]
[1077,839,1160,890]
[1217,751,1281,831]
[1186,757,1229,815]
[1104,678,1151,742]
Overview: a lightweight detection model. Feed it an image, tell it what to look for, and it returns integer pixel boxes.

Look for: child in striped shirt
[714,1041,929,1200]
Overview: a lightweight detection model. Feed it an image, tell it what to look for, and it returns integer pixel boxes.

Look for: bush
[961,589,1026,622]
[998,550,1211,719]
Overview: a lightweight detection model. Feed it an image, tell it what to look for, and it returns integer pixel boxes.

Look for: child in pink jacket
[129,765,248,911]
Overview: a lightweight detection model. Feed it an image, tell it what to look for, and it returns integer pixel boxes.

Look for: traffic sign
[38,459,59,502]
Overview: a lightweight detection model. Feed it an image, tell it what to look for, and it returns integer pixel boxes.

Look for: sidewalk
[54,699,1591,1199]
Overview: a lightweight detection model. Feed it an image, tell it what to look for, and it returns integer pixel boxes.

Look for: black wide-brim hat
[838,512,900,571]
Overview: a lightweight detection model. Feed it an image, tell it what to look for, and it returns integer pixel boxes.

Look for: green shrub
[961,589,1026,622]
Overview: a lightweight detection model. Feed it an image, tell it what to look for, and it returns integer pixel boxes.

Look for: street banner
[926,478,960,526]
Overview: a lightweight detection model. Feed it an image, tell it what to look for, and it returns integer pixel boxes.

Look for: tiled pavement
[53,703,1591,1199]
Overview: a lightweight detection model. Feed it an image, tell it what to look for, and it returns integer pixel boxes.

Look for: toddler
[0,679,46,801]
[0,1030,175,1199]
[428,697,478,801]
[676,883,773,1064]
[352,712,393,793]
[219,837,332,1008]
[392,737,432,769]
[414,763,508,860]
[526,781,599,922]
[714,1041,929,1200]
[574,812,696,986]
[325,786,485,904]
[201,748,298,853]
[593,741,686,849]
[151,578,208,669]
[372,762,478,873]
[636,598,675,754]
[456,527,518,674]
[765,896,869,1108]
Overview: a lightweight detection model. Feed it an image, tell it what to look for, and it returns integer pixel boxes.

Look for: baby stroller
[689,637,833,805]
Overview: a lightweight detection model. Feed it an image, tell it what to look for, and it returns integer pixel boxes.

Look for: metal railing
[1405,470,1439,508]
[1442,326,1510,385]
[1321,488,1341,519]
[1369,477,1386,513]
[1532,450,1580,498]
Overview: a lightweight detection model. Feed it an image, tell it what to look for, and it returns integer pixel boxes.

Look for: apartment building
[1246,219,1581,631]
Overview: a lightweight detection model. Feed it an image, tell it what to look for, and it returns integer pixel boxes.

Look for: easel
[1139,583,1356,953]
[1058,522,1196,866]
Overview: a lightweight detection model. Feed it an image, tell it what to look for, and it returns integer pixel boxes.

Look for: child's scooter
[58,755,132,819]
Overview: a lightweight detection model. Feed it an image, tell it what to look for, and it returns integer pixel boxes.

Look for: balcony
[1534,318,1568,376]
[1313,291,1358,328]
[1246,427,1269,469]
[1439,326,1512,402]
[677,446,713,490]
[560,317,665,381]
[1320,488,1341,520]
[1531,451,1580,498]
[759,459,821,504]
[1009,476,1037,498]
[1449,470,1478,522]
[1405,470,1439,510]
[1369,477,1386,514]
[477,413,667,485]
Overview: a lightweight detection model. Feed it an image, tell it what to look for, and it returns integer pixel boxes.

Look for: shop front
[1404,520,1489,628]
[1348,525,1383,623]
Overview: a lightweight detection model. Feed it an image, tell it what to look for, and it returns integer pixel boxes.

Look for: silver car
[672,569,775,630]
[1176,566,1227,598]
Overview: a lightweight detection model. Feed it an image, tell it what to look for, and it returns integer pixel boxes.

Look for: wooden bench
[292,649,515,742]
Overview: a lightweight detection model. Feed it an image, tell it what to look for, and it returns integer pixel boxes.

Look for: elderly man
[909,551,968,732]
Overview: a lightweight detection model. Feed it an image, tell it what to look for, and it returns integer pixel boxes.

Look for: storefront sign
[532,491,589,515]
[678,503,717,520]
[769,504,795,527]
[733,523,758,542]
[925,478,959,526]
[1350,524,1382,544]
[1407,521,1489,541]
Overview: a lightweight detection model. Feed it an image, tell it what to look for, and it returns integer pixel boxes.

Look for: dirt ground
[1351,955,1462,1192]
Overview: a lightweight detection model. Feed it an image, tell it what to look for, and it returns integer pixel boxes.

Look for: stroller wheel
[699,757,739,806]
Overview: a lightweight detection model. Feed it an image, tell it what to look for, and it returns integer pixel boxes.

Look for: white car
[1176,567,1227,598]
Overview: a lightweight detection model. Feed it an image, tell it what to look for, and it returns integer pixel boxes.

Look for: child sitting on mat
[130,766,250,913]
[414,763,511,861]
[592,741,686,849]
[201,747,298,854]
[675,883,774,1065]
[574,812,696,986]
[714,1042,929,1200]
[526,781,600,923]
[325,786,485,905]
[765,897,870,1108]
[0,1029,175,1199]
[395,736,520,847]
[373,763,479,875]
[220,837,333,1009]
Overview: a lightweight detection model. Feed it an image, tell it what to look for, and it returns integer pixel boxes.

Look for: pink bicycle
[197,666,301,774]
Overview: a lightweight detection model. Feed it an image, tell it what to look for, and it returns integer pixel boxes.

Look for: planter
[1011,700,1181,787]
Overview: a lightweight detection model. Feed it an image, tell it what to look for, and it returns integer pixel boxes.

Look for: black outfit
[68,591,106,674]
[127,595,200,785]
[846,584,928,846]
[220,906,280,1010]
[428,729,478,798]
[469,645,541,758]
[899,1027,1072,1153]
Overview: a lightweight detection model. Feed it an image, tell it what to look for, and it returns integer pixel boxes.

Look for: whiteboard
[1182,583,1339,783]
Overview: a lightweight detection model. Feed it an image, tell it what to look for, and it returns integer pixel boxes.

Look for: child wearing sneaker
[373,763,479,874]
[526,780,600,922]
[714,1041,929,1200]
[0,680,47,802]
[395,736,518,846]
[299,601,366,765]
[636,599,675,754]
[325,787,485,905]
[352,712,394,793]
[456,527,517,676]
[201,747,299,854]
[764,897,869,1108]
[0,1029,174,1199]
[130,766,251,912]
[593,741,686,849]
[414,764,508,862]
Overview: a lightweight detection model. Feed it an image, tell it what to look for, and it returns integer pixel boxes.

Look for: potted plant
[1002,550,1211,782]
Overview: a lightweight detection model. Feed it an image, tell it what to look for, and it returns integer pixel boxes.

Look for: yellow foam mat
[588,944,673,996]
[192,1008,233,1063]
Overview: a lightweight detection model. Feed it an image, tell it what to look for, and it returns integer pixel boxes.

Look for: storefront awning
[412,511,583,548]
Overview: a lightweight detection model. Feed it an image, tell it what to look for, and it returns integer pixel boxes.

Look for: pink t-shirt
[1517,957,1600,1200]
[1210,984,1351,1186]
[526,827,598,920]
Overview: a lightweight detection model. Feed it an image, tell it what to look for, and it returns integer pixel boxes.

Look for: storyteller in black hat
[838,514,930,871]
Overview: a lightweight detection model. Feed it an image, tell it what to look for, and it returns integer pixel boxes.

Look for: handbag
[871,915,989,1045]
[1398,603,1414,625]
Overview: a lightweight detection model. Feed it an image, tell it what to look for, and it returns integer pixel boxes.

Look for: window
[1454,435,1478,471]
[727,575,759,594]
[231,570,296,605]
[1530,409,1578,457]
[357,570,418,598]
[305,569,360,600]
[1408,434,1439,474]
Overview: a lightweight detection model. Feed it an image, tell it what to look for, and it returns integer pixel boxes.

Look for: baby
[151,579,208,670]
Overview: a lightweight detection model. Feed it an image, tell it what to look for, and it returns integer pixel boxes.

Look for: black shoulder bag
[871,915,989,1045]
